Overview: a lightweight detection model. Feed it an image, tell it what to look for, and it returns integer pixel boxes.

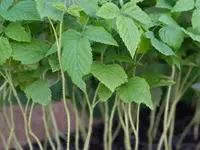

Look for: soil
[20,103,199,150]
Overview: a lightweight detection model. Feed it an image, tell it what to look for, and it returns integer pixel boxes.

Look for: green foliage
[159,26,184,50]
[76,0,99,16]
[171,0,194,12]
[145,31,176,56]
[48,55,60,72]
[11,40,49,64]
[83,26,118,46]
[192,9,200,31]
[0,37,12,65]
[61,29,92,91]
[121,2,152,25]
[96,2,120,19]
[0,0,13,10]
[116,15,140,58]
[0,0,199,125]
[98,84,112,101]
[67,5,82,17]
[142,73,175,87]
[24,80,51,105]
[0,1,40,21]
[35,0,64,21]
[1,2,200,150]
[91,63,128,92]
[5,23,31,42]
[116,77,153,110]
[156,0,173,9]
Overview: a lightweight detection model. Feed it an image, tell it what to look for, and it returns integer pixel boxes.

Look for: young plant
[1,0,200,150]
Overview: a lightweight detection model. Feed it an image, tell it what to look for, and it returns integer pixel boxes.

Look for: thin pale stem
[1,108,22,150]
[108,96,118,150]
[28,103,43,150]
[148,110,156,150]
[5,128,14,150]
[79,98,87,142]
[104,102,109,150]
[3,72,30,150]
[135,104,140,150]
[179,66,193,94]
[157,66,176,150]
[168,68,181,150]
[83,92,93,150]
[168,112,175,150]
[117,104,126,131]
[42,106,56,150]
[176,119,195,149]
[83,83,101,150]
[48,17,71,150]
[5,89,15,150]
[164,66,175,150]
[128,104,137,148]
[153,99,165,140]
[123,103,132,150]
[112,121,121,142]
[49,104,61,150]
[0,129,6,148]
[157,70,200,150]
[72,86,80,150]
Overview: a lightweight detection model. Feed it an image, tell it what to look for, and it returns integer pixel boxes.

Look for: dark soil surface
[21,103,200,150]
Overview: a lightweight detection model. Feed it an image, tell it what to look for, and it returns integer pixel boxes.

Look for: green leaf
[92,43,108,53]
[116,15,140,58]
[171,0,194,12]
[98,84,112,101]
[91,63,128,92]
[181,27,200,42]
[131,0,144,4]
[121,2,152,25]
[137,34,151,54]
[159,26,184,50]
[61,29,92,91]
[192,9,200,30]
[104,55,134,64]
[0,26,3,34]
[158,14,180,28]
[0,37,12,64]
[46,42,57,57]
[1,1,40,21]
[156,0,173,9]
[35,0,64,21]
[5,23,31,42]
[142,73,175,87]
[163,55,181,69]
[96,2,120,19]
[0,0,13,10]
[54,2,67,11]
[11,40,49,64]
[145,31,176,56]
[48,55,60,72]
[67,4,82,17]
[24,80,51,105]
[76,0,99,16]
[83,26,118,46]
[116,76,153,110]
[196,0,200,8]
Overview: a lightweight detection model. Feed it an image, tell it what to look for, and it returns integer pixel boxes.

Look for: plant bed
[20,102,199,150]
